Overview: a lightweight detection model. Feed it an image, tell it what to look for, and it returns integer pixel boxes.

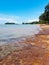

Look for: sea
[0,24,41,45]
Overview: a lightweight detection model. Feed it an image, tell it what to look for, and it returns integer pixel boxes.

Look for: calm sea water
[0,24,41,45]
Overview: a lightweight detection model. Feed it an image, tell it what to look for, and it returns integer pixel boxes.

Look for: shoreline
[0,24,49,65]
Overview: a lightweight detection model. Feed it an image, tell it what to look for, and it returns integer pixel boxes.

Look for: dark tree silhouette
[39,3,49,23]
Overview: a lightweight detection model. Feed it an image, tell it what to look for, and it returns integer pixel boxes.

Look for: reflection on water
[0,24,41,45]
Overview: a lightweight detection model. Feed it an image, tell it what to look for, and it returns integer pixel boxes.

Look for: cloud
[0,13,39,24]
[24,19,39,23]
[0,14,21,24]
[0,17,15,22]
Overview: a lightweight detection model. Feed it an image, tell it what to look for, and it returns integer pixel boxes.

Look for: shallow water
[0,24,41,45]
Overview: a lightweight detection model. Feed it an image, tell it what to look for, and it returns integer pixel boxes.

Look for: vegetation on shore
[22,3,49,24]
[39,3,49,24]
[22,21,45,24]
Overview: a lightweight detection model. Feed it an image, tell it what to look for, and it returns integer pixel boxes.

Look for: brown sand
[0,24,49,65]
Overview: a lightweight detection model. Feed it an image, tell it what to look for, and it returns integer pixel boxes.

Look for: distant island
[5,22,19,25]
[5,22,15,24]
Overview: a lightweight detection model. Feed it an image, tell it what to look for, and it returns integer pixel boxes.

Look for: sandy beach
[0,24,49,65]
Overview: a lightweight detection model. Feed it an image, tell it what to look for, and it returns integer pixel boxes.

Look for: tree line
[39,3,49,24]
[22,3,49,24]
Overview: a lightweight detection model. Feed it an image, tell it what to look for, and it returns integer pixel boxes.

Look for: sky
[0,0,49,24]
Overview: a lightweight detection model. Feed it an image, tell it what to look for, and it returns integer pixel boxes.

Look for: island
[5,22,16,24]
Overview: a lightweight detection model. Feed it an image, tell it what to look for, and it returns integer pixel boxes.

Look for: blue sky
[0,0,49,24]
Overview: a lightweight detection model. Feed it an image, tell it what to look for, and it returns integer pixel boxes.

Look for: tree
[45,3,49,12]
[39,3,49,23]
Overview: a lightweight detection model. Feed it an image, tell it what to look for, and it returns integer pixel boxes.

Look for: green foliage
[45,3,49,12]
[22,21,44,24]
[39,3,49,24]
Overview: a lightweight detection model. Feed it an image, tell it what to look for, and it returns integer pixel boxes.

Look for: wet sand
[0,24,49,65]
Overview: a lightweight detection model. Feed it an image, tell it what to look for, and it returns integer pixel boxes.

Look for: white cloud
[0,13,39,24]
[0,14,21,24]
[24,19,39,23]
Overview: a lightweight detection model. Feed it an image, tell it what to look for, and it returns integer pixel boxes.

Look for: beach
[0,24,49,65]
